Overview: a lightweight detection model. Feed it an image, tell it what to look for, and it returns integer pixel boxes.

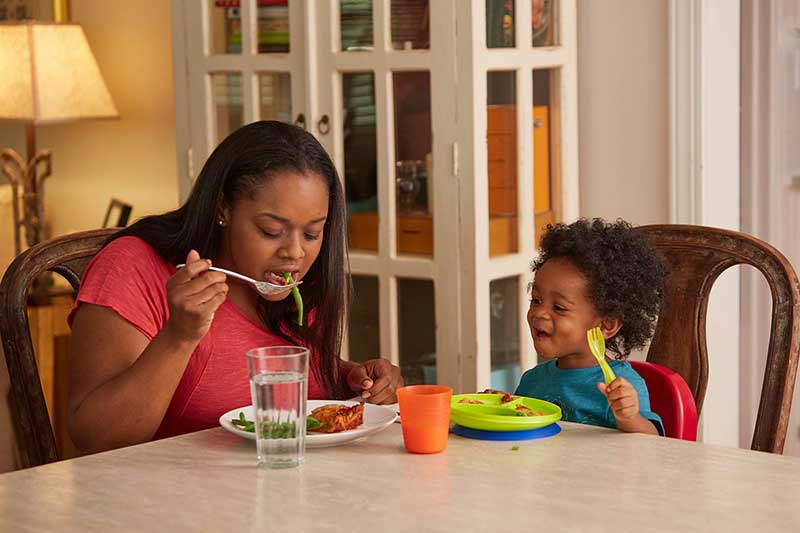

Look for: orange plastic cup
[396,385,453,454]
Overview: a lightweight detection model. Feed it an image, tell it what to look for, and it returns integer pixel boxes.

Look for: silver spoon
[175,264,302,296]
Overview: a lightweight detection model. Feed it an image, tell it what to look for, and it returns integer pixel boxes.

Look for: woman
[68,121,403,453]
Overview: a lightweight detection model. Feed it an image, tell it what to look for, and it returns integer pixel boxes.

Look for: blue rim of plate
[450,422,561,441]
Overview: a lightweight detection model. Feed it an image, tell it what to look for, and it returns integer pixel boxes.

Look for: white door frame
[669,0,741,447]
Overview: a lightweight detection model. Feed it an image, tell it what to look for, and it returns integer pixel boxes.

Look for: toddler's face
[215,170,329,302]
[527,258,602,366]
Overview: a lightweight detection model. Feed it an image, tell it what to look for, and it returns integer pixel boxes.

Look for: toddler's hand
[597,377,639,423]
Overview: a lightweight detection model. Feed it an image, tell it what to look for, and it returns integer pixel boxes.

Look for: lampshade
[0,22,118,124]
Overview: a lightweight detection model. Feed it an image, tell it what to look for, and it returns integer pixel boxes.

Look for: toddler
[515,218,667,435]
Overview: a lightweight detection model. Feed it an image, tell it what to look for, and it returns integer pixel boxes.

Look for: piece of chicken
[458,398,485,405]
[514,404,542,416]
[308,403,365,433]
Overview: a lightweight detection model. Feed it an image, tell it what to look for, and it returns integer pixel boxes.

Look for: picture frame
[102,198,132,228]
[0,0,53,22]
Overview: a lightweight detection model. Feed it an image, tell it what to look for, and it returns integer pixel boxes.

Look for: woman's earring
[218,220,225,226]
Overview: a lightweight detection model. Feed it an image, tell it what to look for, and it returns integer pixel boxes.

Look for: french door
[172,0,578,393]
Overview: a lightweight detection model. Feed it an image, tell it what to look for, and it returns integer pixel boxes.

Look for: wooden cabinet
[349,210,551,258]
[488,104,517,218]
[348,212,433,255]
[396,214,433,255]
[487,103,555,255]
[347,212,379,251]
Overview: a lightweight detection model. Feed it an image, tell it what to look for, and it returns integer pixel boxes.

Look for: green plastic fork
[587,327,616,385]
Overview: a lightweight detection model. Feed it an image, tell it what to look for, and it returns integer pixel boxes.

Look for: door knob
[317,115,330,135]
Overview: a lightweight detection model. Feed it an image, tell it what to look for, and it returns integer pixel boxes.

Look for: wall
[0,0,178,473]
[577,0,670,225]
[577,0,747,450]
[0,0,179,271]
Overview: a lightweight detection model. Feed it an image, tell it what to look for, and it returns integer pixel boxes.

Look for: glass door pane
[532,0,559,47]
[210,72,244,146]
[182,1,308,201]
[391,0,430,50]
[490,277,521,392]
[394,71,433,256]
[348,275,380,363]
[398,278,436,385]
[343,72,378,253]
[209,2,242,54]
[533,69,557,244]
[258,72,292,122]
[341,0,374,51]
[486,0,515,48]
[487,71,518,256]
[257,1,290,53]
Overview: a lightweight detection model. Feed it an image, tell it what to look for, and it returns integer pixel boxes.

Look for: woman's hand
[598,377,658,435]
[163,250,228,344]
[346,358,404,404]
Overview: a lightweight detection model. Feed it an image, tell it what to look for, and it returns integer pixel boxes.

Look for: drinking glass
[396,160,422,214]
[247,346,309,468]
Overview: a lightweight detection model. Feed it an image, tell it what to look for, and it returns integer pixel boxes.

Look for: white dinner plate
[219,400,398,448]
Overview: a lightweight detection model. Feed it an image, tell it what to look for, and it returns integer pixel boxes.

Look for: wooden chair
[0,229,116,468]
[636,224,800,454]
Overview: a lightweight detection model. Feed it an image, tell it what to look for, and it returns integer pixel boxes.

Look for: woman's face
[215,170,330,302]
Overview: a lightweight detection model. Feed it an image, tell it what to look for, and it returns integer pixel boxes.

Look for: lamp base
[0,146,53,256]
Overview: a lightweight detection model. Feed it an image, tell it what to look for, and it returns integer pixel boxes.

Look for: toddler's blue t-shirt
[515,359,665,435]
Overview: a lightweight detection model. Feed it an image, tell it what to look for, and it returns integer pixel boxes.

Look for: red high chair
[630,361,697,441]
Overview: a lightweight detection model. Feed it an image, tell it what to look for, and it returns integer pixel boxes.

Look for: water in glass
[251,370,307,468]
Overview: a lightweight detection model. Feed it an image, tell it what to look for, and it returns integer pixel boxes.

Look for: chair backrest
[630,360,698,441]
[636,224,800,453]
[0,229,117,468]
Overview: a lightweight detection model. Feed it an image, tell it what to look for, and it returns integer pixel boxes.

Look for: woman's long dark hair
[109,121,349,398]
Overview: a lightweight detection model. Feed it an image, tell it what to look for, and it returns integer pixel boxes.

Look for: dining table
[1,420,799,532]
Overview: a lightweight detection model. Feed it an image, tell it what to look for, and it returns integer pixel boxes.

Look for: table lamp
[0,22,118,255]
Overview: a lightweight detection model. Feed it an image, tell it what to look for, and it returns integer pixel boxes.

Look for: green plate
[450,393,562,431]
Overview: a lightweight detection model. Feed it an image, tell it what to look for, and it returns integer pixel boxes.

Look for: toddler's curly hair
[532,218,668,359]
